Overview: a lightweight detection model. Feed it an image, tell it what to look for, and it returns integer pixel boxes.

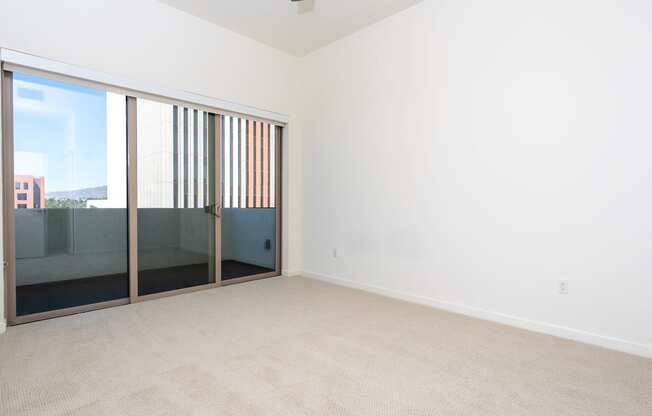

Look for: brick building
[14,175,45,209]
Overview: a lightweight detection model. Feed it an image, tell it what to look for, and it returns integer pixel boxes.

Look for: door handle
[204,203,221,218]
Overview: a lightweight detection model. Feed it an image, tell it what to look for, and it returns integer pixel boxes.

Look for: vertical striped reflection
[229,116,234,208]
[219,116,276,208]
[240,118,246,208]
[247,119,254,208]
[223,116,231,208]
[203,113,208,206]
[262,123,270,208]
[137,103,211,210]
[192,110,199,208]
[232,117,240,208]
[172,106,178,208]
[168,112,281,210]
[269,126,276,208]
[182,108,189,208]
[256,121,262,207]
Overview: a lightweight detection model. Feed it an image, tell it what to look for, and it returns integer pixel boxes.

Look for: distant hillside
[46,186,107,200]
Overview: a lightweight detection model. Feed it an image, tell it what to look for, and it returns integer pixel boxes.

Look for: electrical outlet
[332,248,337,258]
[559,280,569,295]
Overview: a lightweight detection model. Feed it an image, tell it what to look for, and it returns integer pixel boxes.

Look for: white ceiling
[159,0,424,56]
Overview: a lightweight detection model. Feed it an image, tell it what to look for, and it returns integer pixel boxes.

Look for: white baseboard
[0,318,6,334]
[302,271,652,359]
[282,269,302,277]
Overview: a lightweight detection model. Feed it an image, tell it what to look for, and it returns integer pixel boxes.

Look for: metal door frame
[2,66,283,325]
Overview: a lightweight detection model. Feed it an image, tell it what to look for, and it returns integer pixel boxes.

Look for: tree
[45,198,89,209]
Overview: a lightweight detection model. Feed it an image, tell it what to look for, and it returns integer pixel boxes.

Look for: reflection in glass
[136,99,216,295]
[13,73,128,315]
[220,116,277,280]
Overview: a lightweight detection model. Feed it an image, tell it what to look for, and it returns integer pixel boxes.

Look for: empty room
[0,0,651,415]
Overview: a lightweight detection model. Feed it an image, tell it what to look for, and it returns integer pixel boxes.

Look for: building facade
[14,175,45,209]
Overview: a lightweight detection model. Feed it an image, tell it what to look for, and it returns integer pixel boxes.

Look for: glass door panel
[220,116,279,280]
[11,72,129,316]
[136,99,217,296]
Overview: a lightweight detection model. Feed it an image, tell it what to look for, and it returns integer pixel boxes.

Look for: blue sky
[13,73,108,193]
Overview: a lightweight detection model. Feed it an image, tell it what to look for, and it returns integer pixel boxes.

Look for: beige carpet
[0,276,650,416]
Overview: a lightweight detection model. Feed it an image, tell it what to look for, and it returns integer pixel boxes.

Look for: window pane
[13,73,128,315]
[136,99,216,295]
[221,116,278,280]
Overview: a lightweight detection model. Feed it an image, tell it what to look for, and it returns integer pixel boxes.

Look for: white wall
[0,0,302,330]
[0,0,296,114]
[299,0,652,357]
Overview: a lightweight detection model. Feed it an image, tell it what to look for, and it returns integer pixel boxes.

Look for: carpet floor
[1,276,650,415]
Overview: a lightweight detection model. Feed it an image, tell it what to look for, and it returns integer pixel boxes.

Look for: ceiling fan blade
[295,0,315,14]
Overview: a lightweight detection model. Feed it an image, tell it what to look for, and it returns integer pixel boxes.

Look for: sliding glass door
[4,72,129,318]
[2,68,282,324]
[220,116,281,281]
[136,99,219,296]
